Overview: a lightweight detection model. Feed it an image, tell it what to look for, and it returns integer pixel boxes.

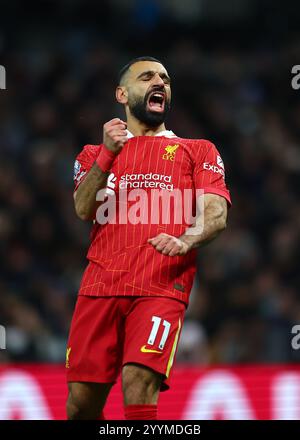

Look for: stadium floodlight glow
[0,65,6,90]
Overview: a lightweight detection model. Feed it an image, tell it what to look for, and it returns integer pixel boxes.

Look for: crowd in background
[1,0,300,365]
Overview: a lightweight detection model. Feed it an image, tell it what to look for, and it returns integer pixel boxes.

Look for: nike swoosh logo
[140,345,162,354]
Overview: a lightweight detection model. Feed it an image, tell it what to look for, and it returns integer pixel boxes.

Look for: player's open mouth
[147,91,165,112]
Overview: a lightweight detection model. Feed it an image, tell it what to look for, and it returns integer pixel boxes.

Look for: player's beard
[128,91,170,127]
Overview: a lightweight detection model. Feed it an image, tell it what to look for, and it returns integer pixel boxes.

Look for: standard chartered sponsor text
[120,173,174,191]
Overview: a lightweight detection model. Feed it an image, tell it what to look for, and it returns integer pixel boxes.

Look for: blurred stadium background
[0,0,300,419]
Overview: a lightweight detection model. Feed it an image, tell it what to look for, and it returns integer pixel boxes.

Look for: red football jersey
[73,130,231,305]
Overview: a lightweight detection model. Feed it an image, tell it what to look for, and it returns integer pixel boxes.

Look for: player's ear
[116,86,128,105]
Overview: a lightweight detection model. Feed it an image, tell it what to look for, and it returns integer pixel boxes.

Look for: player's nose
[152,73,165,87]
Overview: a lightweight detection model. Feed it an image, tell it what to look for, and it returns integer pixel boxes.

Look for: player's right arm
[74,118,127,221]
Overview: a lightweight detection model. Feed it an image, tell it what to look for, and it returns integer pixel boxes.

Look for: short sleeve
[73,144,101,192]
[193,141,232,206]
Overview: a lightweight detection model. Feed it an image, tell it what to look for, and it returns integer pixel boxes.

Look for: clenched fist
[148,233,191,257]
[103,118,128,154]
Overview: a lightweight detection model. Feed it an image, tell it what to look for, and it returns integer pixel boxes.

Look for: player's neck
[126,120,166,137]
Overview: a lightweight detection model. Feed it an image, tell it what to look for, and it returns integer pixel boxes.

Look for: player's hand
[148,233,190,257]
[103,118,128,154]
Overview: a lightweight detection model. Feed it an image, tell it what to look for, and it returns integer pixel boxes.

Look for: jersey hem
[77,290,188,307]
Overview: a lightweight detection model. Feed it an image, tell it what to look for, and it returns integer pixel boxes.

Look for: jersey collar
[126,129,177,139]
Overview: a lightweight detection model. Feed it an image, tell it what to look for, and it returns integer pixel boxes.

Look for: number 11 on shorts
[147,316,171,350]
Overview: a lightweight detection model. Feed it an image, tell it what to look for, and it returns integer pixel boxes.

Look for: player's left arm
[149,140,231,257]
[148,193,227,256]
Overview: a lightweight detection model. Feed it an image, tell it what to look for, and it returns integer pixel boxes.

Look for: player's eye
[141,75,152,81]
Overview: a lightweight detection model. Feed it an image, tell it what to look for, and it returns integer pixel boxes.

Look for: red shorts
[66,295,186,391]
